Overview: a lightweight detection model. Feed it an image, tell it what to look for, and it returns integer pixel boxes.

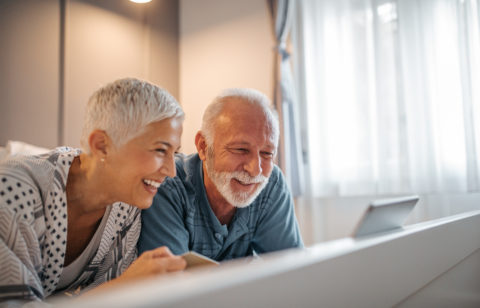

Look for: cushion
[5,140,50,156]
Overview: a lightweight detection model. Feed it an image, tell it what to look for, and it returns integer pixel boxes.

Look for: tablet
[181,251,219,269]
[351,195,419,238]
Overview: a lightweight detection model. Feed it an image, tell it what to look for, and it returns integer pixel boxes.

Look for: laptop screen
[352,195,420,238]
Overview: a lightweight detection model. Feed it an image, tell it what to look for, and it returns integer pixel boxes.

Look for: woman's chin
[136,197,155,209]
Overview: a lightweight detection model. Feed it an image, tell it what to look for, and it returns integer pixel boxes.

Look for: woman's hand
[119,246,187,282]
[85,246,186,295]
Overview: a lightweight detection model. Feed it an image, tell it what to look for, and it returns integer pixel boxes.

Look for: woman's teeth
[143,179,161,188]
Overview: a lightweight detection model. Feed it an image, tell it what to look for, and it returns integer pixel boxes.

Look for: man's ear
[195,131,207,161]
[88,130,111,159]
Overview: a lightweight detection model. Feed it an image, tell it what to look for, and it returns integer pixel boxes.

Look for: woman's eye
[155,148,167,154]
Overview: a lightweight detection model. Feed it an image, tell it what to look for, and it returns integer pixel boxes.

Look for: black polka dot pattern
[1,147,141,299]
[0,177,39,223]
[38,151,77,294]
[0,148,81,298]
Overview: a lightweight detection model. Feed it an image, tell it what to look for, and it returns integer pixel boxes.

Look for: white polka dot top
[0,147,141,302]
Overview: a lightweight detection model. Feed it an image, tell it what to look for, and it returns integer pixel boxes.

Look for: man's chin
[229,181,268,208]
[232,200,254,208]
[207,165,269,208]
[228,190,262,208]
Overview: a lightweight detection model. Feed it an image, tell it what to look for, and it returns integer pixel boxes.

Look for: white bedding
[0,140,50,161]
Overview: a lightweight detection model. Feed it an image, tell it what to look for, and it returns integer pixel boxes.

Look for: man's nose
[244,154,262,177]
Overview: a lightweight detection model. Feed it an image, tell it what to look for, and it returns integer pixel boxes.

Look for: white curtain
[269,0,305,196]
[292,0,480,197]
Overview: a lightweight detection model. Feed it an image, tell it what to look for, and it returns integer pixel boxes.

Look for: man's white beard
[205,149,269,208]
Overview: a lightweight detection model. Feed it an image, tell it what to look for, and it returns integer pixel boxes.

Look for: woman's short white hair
[80,77,184,153]
[201,88,279,147]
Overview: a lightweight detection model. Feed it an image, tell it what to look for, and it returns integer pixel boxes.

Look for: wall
[179,0,275,154]
[0,0,275,154]
[0,0,179,149]
[0,0,60,148]
[64,0,179,147]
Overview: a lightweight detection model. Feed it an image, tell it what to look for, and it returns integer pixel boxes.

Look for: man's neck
[211,202,236,226]
[202,164,236,226]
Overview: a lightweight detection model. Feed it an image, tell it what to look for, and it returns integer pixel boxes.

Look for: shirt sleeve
[137,179,190,256]
[116,207,141,276]
[0,194,44,302]
[251,167,304,254]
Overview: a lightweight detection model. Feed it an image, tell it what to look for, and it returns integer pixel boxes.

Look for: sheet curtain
[292,0,480,197]
[268,0,305,196]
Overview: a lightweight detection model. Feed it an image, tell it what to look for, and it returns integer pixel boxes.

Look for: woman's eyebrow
[153,141,172,148]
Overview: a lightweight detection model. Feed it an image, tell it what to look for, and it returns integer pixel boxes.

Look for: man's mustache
[229,171,268,185]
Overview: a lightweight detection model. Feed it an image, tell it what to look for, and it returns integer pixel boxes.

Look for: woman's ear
[88,130,111,159]
[195,131,207,161]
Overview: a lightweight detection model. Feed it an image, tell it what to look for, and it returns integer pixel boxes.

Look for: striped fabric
[0,148,140,303]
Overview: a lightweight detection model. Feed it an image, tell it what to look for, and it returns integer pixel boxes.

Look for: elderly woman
[0,78,186,304]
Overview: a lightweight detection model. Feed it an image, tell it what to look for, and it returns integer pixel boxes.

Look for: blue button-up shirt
[138,154,303,261]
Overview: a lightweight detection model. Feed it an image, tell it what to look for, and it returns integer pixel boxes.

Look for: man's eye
[261,152,274,158]
[155,148,167,154]
[232,148,248,154]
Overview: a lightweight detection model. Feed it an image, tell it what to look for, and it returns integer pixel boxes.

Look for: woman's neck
[64,154,109,266]
[66,154,110,224]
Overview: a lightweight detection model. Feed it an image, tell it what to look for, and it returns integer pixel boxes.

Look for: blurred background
[1,0,479,246]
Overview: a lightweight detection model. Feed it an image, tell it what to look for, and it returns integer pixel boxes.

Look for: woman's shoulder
[0,146,81,175]
[109,202,142,230]
[0,147,80,217]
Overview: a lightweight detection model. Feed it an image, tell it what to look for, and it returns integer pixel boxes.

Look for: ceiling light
[130,0,152,3]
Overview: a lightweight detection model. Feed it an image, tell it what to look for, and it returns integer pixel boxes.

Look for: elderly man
[138,88,303,261]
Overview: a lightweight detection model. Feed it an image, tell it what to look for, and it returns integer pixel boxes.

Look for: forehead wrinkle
[212,99,277,148]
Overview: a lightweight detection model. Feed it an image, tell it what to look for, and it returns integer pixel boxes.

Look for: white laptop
[351,195,419,238]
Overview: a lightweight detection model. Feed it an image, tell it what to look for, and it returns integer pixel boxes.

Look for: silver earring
[100,158,105,163]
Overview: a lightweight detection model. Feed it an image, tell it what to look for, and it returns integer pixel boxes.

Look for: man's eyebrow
[226,142,276,150]
[226,142,250,146]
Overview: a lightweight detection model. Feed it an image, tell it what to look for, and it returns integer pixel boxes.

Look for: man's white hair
[80,77,184,153]
[201,88,279,147]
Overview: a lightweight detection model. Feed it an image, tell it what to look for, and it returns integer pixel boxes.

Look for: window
[292,0,480,197]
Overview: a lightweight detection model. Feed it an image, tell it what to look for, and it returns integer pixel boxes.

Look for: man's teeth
[143,179,161,188]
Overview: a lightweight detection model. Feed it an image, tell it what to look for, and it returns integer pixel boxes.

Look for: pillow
[5,140,50,156]
[0,147,7,161]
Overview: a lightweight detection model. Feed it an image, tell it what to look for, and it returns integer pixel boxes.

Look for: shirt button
[215,233,222,240]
